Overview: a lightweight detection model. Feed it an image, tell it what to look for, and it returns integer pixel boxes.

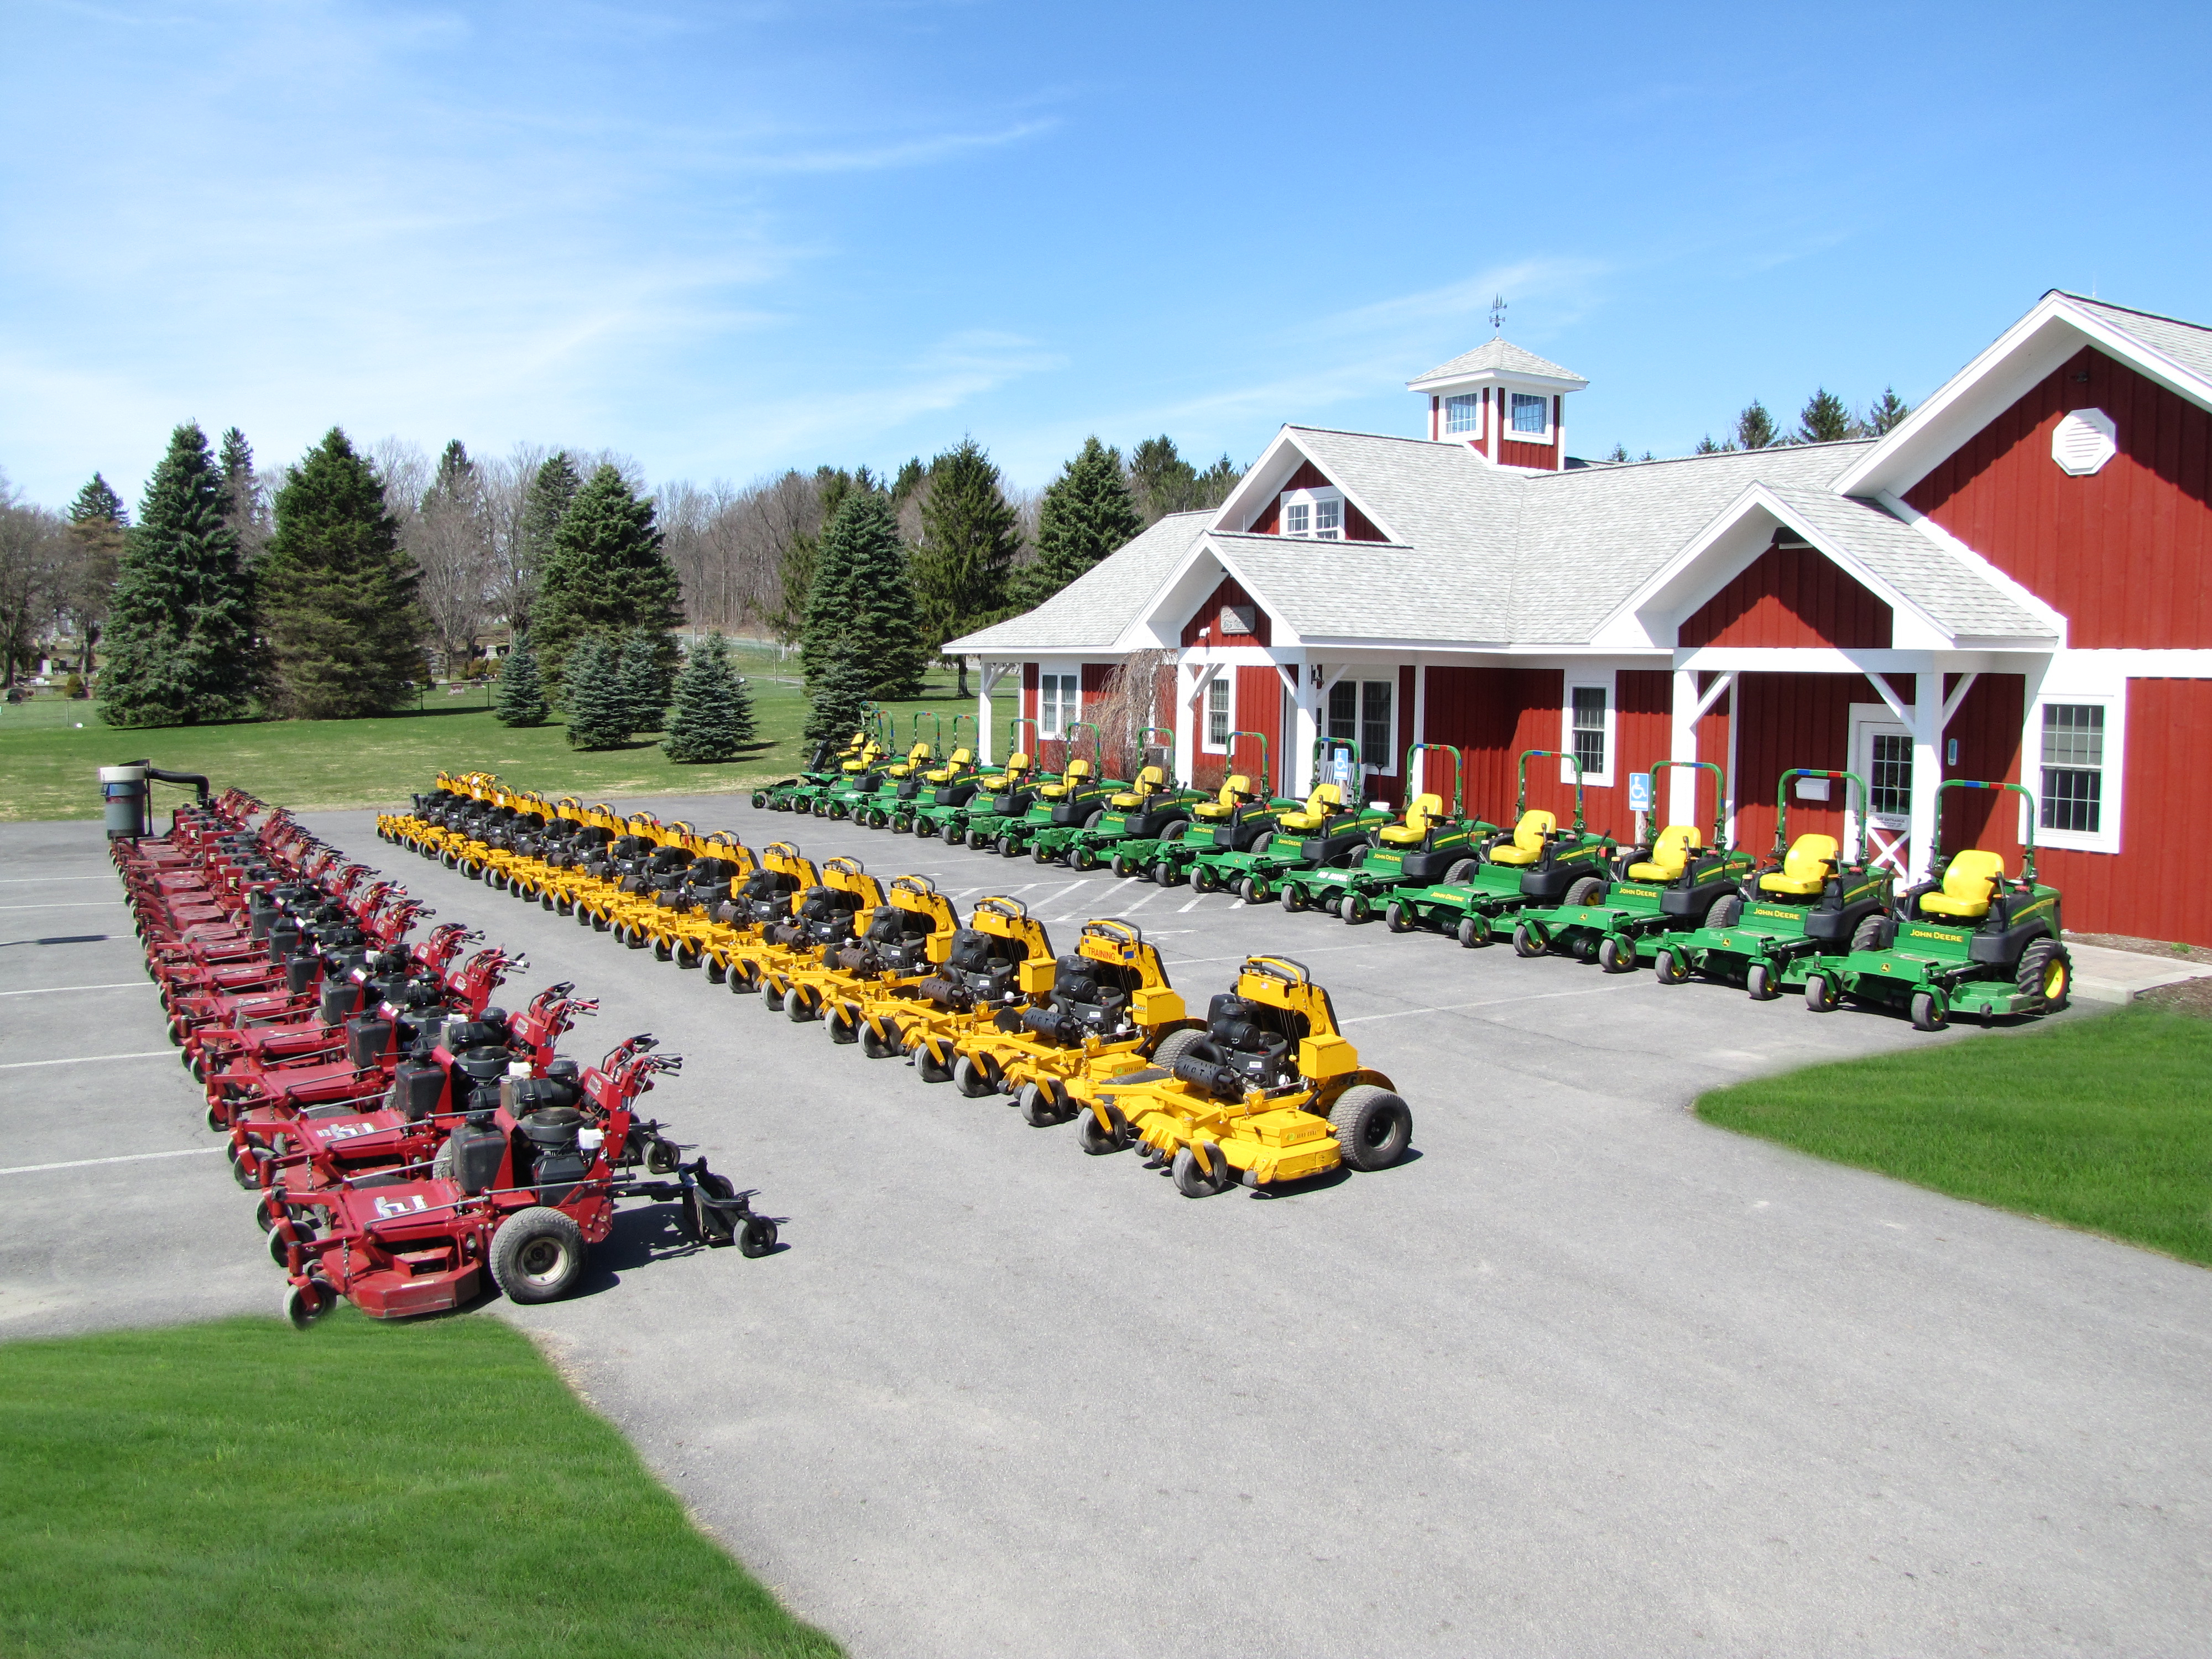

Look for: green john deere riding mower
[1508,760,1751,970]
[960,718,1053,851]
[752,718,880,813]
[1278,744,1496,922]
[1145,730,1301,890]
[855,713,943,828]
[1802,779,2071,1030]
[1189,740,1390,903]
[1043,727,1197,871]
[902,723,985,839]
[998,721,1120,860]
[1652,768,1895,998]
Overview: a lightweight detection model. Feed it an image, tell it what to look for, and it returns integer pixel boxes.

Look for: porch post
[977,661,1004,767]
[1910,669,1942,883]
[1670,668,1700,827]
[1174,656,1201,786]
[1291,655,1318,796]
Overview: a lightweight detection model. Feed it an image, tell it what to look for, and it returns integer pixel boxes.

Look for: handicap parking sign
[1627,773,1652,812]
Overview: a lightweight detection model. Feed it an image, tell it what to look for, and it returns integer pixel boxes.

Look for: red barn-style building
[947,293,2212,945]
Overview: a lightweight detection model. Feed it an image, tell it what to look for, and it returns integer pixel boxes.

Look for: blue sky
[4,1,2208,509]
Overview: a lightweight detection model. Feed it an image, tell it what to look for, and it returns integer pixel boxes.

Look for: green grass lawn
[0,1310,840,1659]
[0,645,1020,821]
[1697,1004,2212,1264]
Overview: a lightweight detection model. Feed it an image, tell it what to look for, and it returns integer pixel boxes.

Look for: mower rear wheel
[282,1280,332,1330]
[1849,914,1889,953]
[1444,858,1479,884]
[1329,1084,1413,1172]
[1564,876,1606,908]
[1077,1103,1132,1155]
[2018,939,2071,1011]
[1745,962,1774,999]
[1910,990,1947,1032]
[1707,893,1744,931]
[1457,915,1490,948]
[491,1207,587,1304]
[1803,974,1837,1012]
[827,1008,859,1044]
[953,1054,998,1097]
[1149,1029,1204,1070]
[1385,901,1414,933]
[1173,1143,1235,1197]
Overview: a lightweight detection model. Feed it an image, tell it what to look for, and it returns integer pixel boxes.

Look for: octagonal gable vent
[2051,407,2118,476]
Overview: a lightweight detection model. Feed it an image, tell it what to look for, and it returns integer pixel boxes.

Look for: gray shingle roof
[2062,293,2212,392]
[1407,337,1588,390]
[945,509,1209,655]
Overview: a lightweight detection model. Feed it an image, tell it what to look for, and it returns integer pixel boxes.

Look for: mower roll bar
[1773,768,1870,866]
[1645,759,1728,851]
[1009,717,1040,762]
[974,895,1030,920]
[1136,725,1178,787]
[1932,779,2039,883]
[1242,954,1312,986]
[1223,729,1270,797]
[1516,749,1586,831]
[1403,743,1461,818]
[1064,719,1105,775]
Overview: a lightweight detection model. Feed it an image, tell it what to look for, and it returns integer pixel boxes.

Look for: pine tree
[258,428,426,719]
[911,438,1020,696]
[1733,401,1780,450]
[561,637,628,749]
[768,466,864,644]
[512,452,582,638]
[800,487,928,699]
[495,639,547,727]
[62,474,128,678]
[1798,388,1854,444]
[530,463,681,701]
[98,424,260,727]
[663,632,755,762]
[69,474,128,526]
[1008,436,1141,611]
[615,623,672,734]
[802,642,874,750]
[217,427,270,564]
[1864,387,1912,435]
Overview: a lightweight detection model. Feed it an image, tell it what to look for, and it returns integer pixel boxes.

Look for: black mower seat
[1376,794,1446,848]
[1486,810,1556,867]
[1191,776,1254,821]
[1627,825,1703,883]
[1757,834,1839,897]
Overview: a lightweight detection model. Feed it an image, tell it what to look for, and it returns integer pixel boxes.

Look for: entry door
[1851,718,1913,875]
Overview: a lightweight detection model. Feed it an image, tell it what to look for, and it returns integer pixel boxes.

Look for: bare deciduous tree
[0,480,67,686]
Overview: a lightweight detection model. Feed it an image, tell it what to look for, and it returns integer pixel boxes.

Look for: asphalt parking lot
[4,800,2209,1657]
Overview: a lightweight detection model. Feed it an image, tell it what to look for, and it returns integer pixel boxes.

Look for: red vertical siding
[1728,672,1874,857]
[1345,501,1387,542]
[1905,346,2212,646]
[1187,665,1289,794]
[1613,670,1676,832]
[1933,673,2026,860]
[1678,545,1893,648]
[1498,436,1560,469]
[1181,577,1272,646]
[1422,665,1519,816]
[1248,498,1281,535]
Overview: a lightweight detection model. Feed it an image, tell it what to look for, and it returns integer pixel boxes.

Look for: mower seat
[1109,766,1166,809]
[1376,794,1446,848]
[1038,759,1094,801]
[1629,825,1703,883]
[1191,776,1254,821]
[1759,834,1840,897]
[841,743,885,775]
[1276,784,1346,833]
[886,743,933,778]
[923,748,974,784]
[1487,810,1557,867]
[979,753,1032,789]
[1918,849,2005,920]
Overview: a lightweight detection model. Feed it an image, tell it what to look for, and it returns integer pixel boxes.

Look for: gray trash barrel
[101,764,149,838]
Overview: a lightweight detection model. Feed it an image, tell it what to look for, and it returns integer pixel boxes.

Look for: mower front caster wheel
[1385,901,1414,933]
[1172,1144,1238,1197]
[1020,1079,1074,1126]
[1745,962,1775,1000]
[1598,937,1631,973]
[1911,990,1948,1032]
[1342,895,1370,926]
[282,1280,333,1330]
[1512,924,1545,958]
[491,1207,587,1305]
[953,1054,998,1097]
[1077,1104,1133,1155]
[1456,915,1490,948]
[1653,948,1687,984]
[1803,974,1837,1012]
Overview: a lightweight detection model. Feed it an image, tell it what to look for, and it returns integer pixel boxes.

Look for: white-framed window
[1326,677,1396,775]
[1203,675,1232,752]
[1562,672,1614,787]
[1280,486,1344,540]
[1444,393,1481,435]
[1037,671,1077,739]
[1511,392,1550,437]
[2027,684,2124,854]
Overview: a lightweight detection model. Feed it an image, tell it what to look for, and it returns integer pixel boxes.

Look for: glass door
[1851,718,1913,875]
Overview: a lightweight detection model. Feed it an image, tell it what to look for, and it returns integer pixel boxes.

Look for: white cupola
[1407,337,1588,471]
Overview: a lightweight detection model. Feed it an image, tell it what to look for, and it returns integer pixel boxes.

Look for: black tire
[1072,847,1097,871]
[827,1008,858,1044]
[860,1021,898,1058]
[1564,875,1606,907]
[489,1207,587,1305]
[728,960,759,994]
[1745,962,1774,1000]
[1110,854,1130,878]
[1653,948,1687,985]
[1329,1084,1412,1172]
[953,1053,997,1097]
[1077,1103,1131,1155]
[1385,901,1415,934]
[784,988,816,1022]
[1849,913,1888,953]
[1281,885,1307,912]
[999,836,1020,859]
[1443,858,1479,884]
[1457,914,1489,948]
[1150,1028,1205,1069]
[1804,974,1837,1012]
[1598,936,1630,973]
[1343,894,1369,925]
[736,1215,778,1258]
[1708,893,1744,930]
[1020,1079,1071,1126]
[917,1046,953,1084]
[1172,1144,1234,1197]
[1153,861,1176,887]
[283,1280,332,1329]
[1512,922,1543,958]
[1192,865,1218,894]
[2018,938,2071,1011]
[1910,990,1947,1032]
[676,945,701,971]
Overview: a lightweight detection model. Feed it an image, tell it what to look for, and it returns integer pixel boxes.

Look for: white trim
[1199,673,1233,754]
[1562,668,1616,787]
[1848,703,1916,877]
[1280,484,1346,541]
[1505,390,1553,442]
[1874,490,2069,645]
[1204,429,1401,547]
[1036,670,1079,739]
[2021,658,2127,857]
[1321,673,1402,779]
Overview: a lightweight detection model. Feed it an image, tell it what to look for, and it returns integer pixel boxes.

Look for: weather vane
[1489,293,1507,336]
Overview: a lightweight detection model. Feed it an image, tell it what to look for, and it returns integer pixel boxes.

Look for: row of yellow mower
[379,774,1416,1196]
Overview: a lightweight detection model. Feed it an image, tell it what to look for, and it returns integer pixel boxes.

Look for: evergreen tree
[217,427,270,563]
[800,487,928,698]
[662,632,755,761]
[258,428,426,719]
[98,423,259,727]
[1008,436,1141,611]
[530,463,682,700]
[911,437,1020,696]
[890,456,927,507]
[615,623,672,734]
[1694,434,1733,454]
[561,637,628,749]
[494,639,547,727]
[512,451,582,638]
[1733,401,1780,450]
[69,474,128,526]
[802,641,874,750]
[1798,388,1854,444]
[768,466,865,644]
[1864,387,1912,435]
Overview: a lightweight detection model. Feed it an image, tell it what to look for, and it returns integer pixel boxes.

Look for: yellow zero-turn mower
[950,918,1197,1123]
[754,857,885,1015]
[639,830,754,967]
[816,875,963,1047]
[878,896,1059,1082]
[1078,954,1413,1197]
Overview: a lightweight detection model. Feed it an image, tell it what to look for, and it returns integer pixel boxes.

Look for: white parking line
[0,982,154,997]
[0,1051,175,1070]
[1339,983,1635,1024]
[0,1146,224,1177]
[0,877,112,884]
[0,902,119,911]
[1177,898,1206,912]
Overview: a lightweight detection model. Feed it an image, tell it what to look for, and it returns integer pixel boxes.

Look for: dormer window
[1280,485,1344,540]
[1510,392,1550,436]
[1444,394,1481,435]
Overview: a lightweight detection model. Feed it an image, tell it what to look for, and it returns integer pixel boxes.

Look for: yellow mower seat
[1487,810,1557,867]
[841,742,884,774]
[1758,834,1840,897]
[1109,766,1165,809]
[886,742,933,778]
[1276,784,1345,833]
[1918,849,2005,920]
[922,747,974,784]
[1377,793,1445,847]
[1629,824,1703,883]
[980,753,1032,787]
[1191,776,1253,821]
[1038,758,1093,800]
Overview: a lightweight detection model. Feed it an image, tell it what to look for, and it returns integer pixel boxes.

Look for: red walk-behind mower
[273,1036,777,1326]
[232,979,597,1195]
